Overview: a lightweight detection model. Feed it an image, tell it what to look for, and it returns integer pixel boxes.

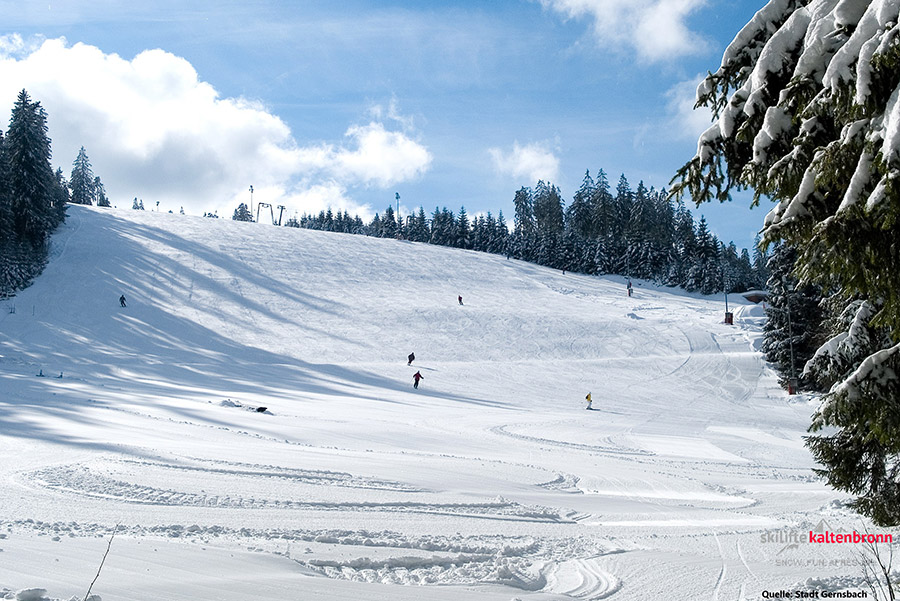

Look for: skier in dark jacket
[413,371,424,389]
[119,294,127,307]
[458,295,463,305]
[407,352,415,366]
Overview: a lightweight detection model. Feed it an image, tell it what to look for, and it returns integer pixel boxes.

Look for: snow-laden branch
[831,341,900,400]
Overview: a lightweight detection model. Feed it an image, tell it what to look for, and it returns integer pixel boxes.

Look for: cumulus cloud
[665,74,716,141]
[297,122,432,188]
[539,0,710,62]
[489,141,560,184]
[0,36,431,217]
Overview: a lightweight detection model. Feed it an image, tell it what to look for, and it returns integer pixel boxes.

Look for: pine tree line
[285,169,768,295]
[0,90,69,297]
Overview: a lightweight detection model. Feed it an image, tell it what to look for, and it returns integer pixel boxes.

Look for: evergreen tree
[5,90,60,246]
[684,217,720,294]
[566,170,595,238]
[94,177,110,207]
[720,242,740,293]
[430,207,456,246]
[624,181,653,278]
[406,206,428,242]
[456,206,470,249]
[512,187,535,237]
[381,206,397,238]
[495,210,509,253]
[591,169,615,241]
[751,234,770,288]
[533,180,564,236]
[698,219,722,295]
[69,146,95,205]
[472,215,485,251]
[51,168,68,225]
[735,248,754,292]
[232,202,253,222]
[604,175,631,273]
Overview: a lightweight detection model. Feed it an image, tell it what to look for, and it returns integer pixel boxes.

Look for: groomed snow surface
[0,206,876,600]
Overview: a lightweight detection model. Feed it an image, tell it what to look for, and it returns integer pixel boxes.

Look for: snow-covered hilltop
[0,206,866,601]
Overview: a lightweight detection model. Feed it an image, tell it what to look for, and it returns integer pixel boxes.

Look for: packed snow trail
[0,206,871,601]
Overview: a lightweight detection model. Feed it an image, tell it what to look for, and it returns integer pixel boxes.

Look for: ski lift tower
[256,202,274,225]
[249,185,254,221]
[395,192,401,239]
[276,205,286,226]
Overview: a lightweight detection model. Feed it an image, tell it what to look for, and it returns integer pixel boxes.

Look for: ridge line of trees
[278,170,768,295]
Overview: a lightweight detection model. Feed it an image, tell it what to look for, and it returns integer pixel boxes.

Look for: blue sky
[0,0,766,250]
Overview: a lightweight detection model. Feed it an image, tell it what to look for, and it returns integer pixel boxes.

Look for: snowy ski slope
[0,205,871,600]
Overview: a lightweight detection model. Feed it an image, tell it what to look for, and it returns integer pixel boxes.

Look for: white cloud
[297,122,432,188]
[367,96,418,132]
[0,36,431,217]
[489,141,560,184]
[665,74,716,141]
[0,33,27,56]
[539,0,710,62]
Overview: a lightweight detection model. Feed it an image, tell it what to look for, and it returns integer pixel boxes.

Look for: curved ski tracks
[542,557,621,599]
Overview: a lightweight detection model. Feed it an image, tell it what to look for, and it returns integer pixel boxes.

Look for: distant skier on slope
[407,352,415,366]
[585,392,592,410]
[458,295,463,306]
[413,371,424,389]
[119,294,127,307]
[626,280,633,297]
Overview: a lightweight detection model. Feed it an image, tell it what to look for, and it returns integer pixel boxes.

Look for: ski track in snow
[0,206,866,601]
[21,463,566,522]
[542,556,622,599]
[489,424,653,457]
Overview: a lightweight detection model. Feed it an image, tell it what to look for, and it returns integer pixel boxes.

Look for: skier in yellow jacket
[585,392,592,410]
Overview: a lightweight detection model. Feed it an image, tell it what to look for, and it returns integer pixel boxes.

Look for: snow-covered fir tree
[590,170,615,245]
[380,206,397,238]
[513,187,535,238]
[566,170,595,239]
[232,202,252,222]
[69,146,95,205]
[456,206,471,249]
[533,180,564,237]
[5,90,64,246]
[94,177,110,207]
